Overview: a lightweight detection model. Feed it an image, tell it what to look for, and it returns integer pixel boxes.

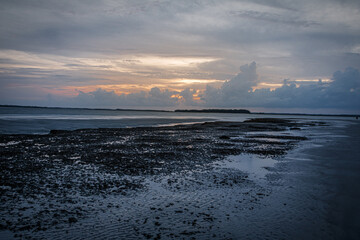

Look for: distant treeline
[175,109,251,114]
[1,105,359,117]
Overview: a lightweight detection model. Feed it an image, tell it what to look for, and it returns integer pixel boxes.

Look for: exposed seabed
[1,118,359,239]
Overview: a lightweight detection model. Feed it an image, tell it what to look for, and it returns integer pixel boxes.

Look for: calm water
[0,106,353,134]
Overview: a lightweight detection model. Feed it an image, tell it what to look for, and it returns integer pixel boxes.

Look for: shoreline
[227,119,360,239]
[295,120,360,239]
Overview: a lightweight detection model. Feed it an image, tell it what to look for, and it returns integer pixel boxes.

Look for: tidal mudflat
[1,118,358,239]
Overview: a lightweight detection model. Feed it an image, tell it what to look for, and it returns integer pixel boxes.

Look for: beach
[1,117,359,239]
[221,119,360,239]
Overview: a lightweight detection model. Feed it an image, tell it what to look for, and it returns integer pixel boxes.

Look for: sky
[0,0,360,113]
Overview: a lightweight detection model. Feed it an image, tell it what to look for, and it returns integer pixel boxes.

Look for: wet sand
[0,118,359,239]
[285,120,360,239]
[219,120,360,240]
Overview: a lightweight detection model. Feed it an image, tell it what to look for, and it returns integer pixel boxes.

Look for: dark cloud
[202,63,360,110]
[222,62,257,93]
[201,62,258,106]
[179,88,198,106]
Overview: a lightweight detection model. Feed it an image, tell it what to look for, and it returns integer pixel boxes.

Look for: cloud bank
[201,63,360,110]
[43,63,359,112]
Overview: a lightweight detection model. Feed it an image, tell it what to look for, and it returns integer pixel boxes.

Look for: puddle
[215,154,277,183]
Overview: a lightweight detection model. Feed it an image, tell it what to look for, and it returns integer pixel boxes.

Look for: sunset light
[1,1,360,239]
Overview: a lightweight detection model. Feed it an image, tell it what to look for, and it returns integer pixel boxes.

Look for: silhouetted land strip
[1,105,359,117]
[175,109,251,113]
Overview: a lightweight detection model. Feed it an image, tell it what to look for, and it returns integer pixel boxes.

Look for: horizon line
[1,104,359,118]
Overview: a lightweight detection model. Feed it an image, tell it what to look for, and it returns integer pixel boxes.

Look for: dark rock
[68,217,77,223]
[219,135,230,140]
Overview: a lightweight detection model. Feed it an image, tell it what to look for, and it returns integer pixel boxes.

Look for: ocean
[0,106,354,134]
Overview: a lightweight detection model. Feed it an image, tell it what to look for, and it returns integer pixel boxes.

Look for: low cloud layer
[41,63,359,112]
[46,87,182,109]
[202,63,360,110]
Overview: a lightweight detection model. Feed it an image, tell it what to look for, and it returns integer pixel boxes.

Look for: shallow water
[219,154,278,183]
[0,106,353,134]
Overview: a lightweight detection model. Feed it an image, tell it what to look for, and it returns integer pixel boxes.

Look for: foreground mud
[0,118,325,239]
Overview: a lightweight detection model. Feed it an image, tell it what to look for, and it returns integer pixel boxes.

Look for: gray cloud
[1,0,360,112]
[229,10,318,27]
[179,88,198,106]
[36,63,360,112]
[1,0,359,60]
[52,87,180,108]
[202,63,360,110]
[201,62,258,106]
